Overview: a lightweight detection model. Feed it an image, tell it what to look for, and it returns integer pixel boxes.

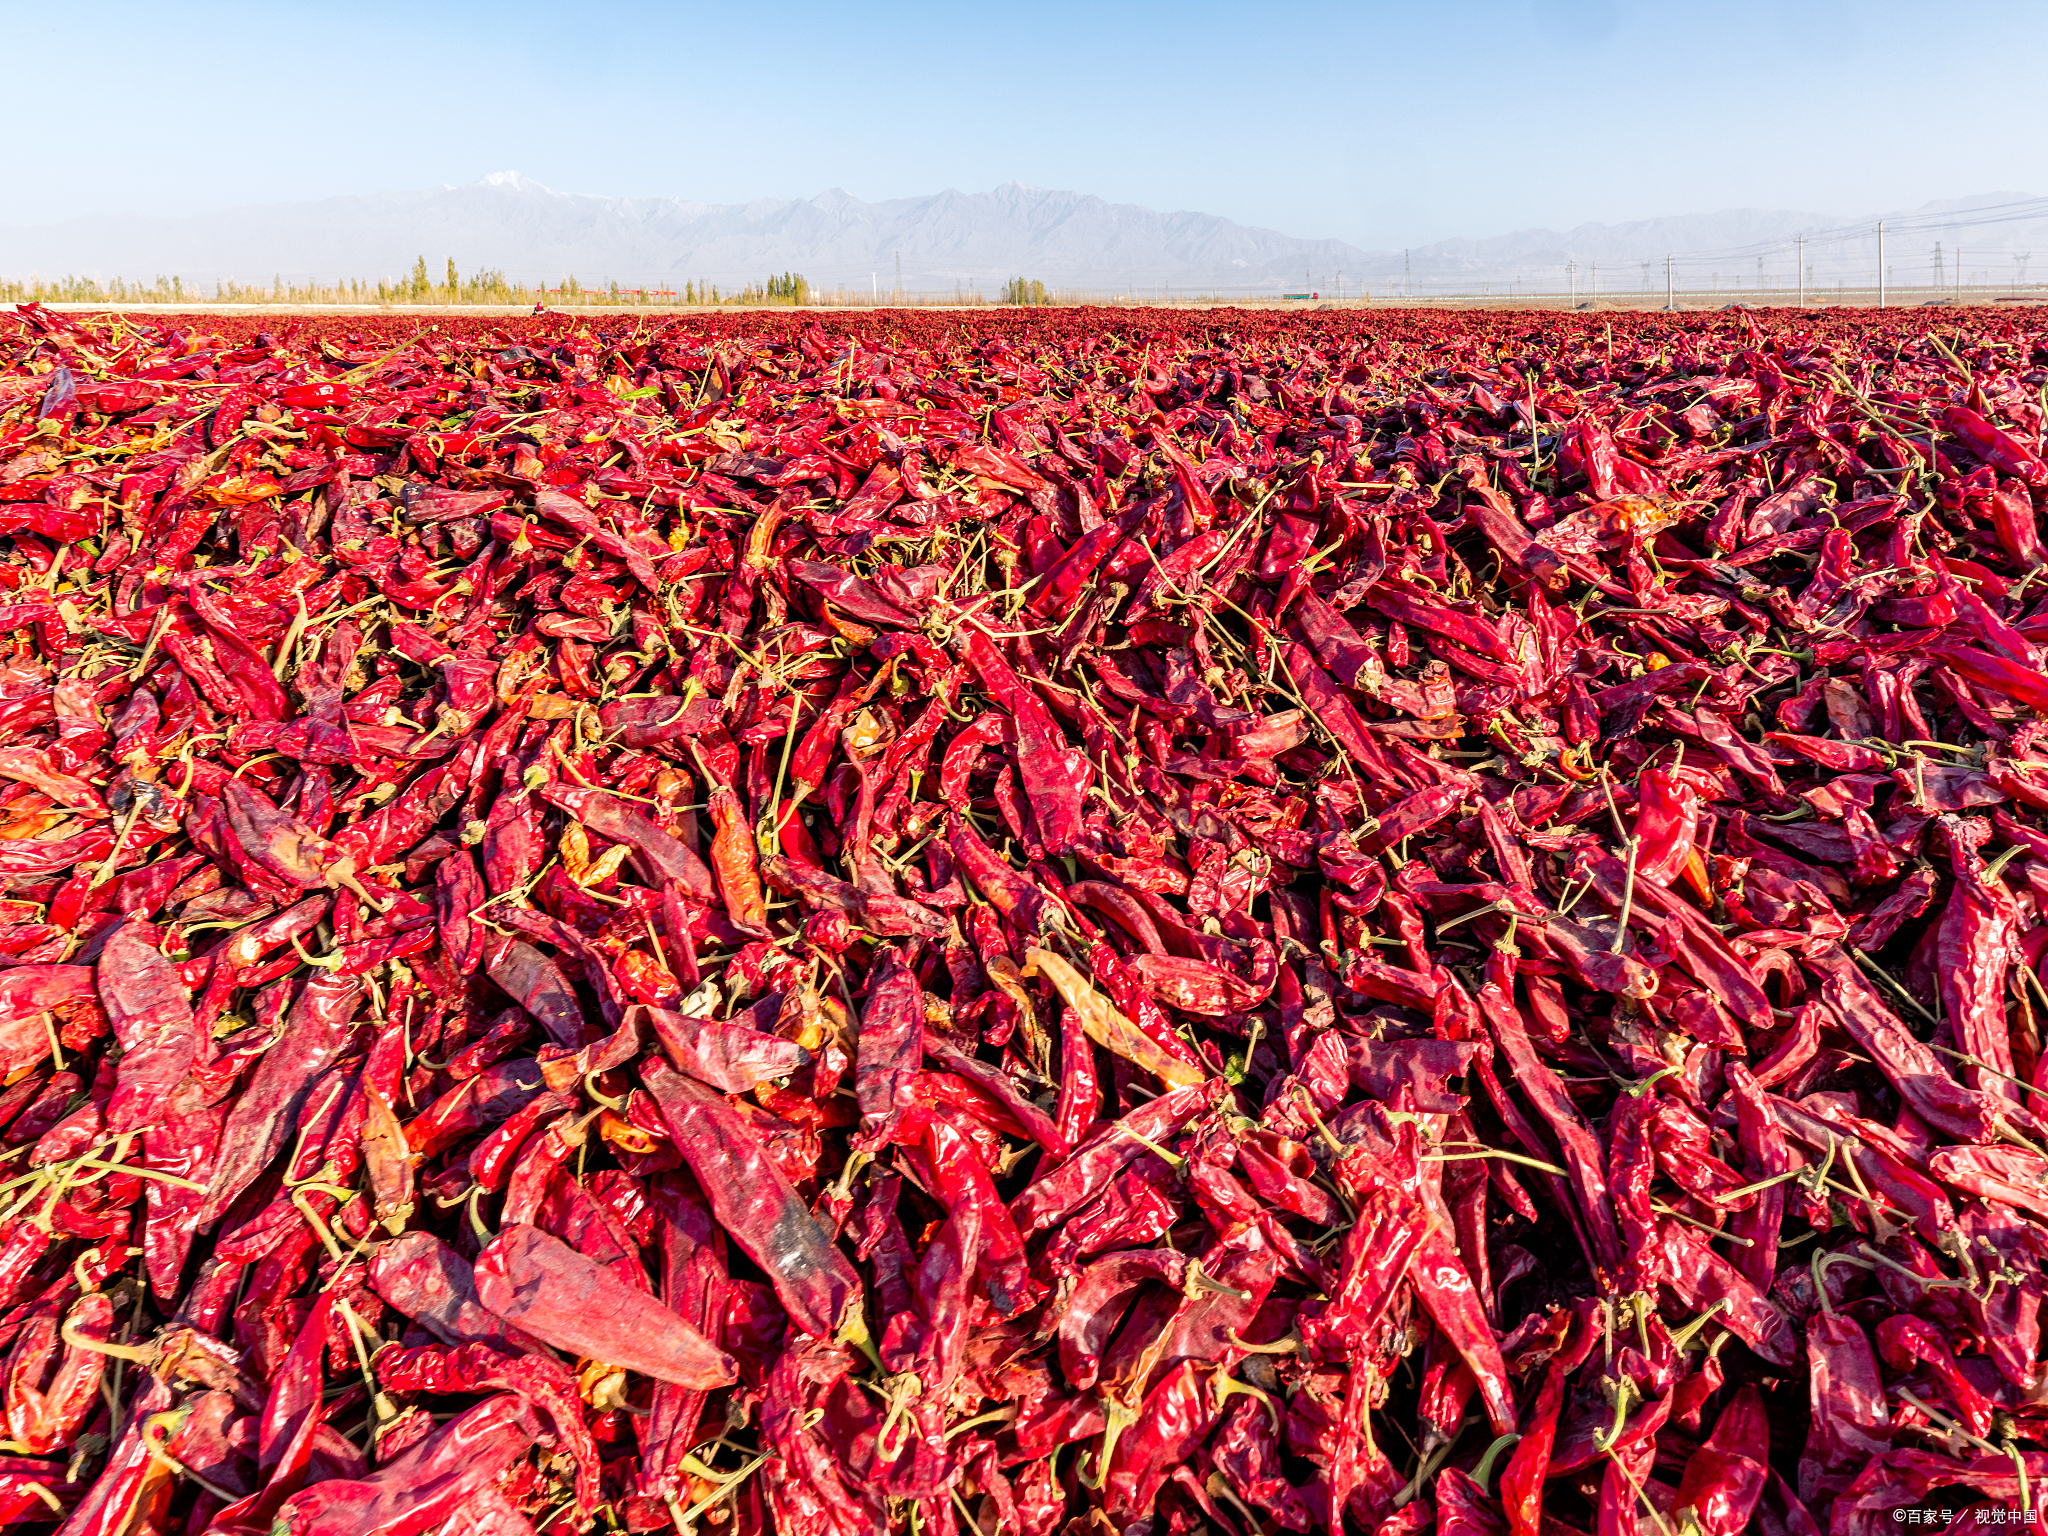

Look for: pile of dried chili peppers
[0,297,2043,1536]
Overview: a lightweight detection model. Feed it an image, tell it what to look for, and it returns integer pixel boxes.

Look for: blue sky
[6,0,2044,248]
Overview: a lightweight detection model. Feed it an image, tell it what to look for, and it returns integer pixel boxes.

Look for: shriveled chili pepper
[641,1059,860,1339]
[194,972,363,1230]
[473,1223,737,1387]
[96,917,197,1134]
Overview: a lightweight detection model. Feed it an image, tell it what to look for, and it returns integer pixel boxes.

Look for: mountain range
[4,176,2044,297]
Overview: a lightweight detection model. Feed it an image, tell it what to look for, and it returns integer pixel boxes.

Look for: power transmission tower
[1567,260,1576,308]
[1665,255,1674,310]
[1878,222,1885,309]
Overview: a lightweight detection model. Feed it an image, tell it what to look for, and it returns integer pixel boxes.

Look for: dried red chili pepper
[473,1223,736,1387]
[641,1059,860,1339]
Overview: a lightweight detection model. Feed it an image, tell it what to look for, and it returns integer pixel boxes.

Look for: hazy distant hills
[4,174,2043,296]
[0,176,1376,297]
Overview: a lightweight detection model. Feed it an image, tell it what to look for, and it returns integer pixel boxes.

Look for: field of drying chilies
[0,298,2042,1536]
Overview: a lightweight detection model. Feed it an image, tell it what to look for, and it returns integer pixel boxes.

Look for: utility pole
[1796,235,1804,307]
[1666,254,1674,310]
[1568,260,1577,309]
[1877,221,1885,309]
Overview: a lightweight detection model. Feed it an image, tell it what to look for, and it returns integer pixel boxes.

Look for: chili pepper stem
[1108,1123,1187,1172]
[58,1320,152,1363]
[943,1405,1020,1440]
[1392,1423,1469,1510]
[1209,1367,1280,1431]
[1666,1296,1732,1351]
[1205,1472,1265,1530]
[1894,1387,1999,1457]
[1468,1430,1521,1495]
[1420,1148,1570,1177]
[872,1371,925,1463]
[336,1296,397,1427]
[142,1411,242,1503]
[1077,1397,1140,1491]
[674,1449,769,1527]
[836,1306,885,1375]
[2003,1433,2034,1518]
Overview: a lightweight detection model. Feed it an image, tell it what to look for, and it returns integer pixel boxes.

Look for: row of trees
[4,263,1058,308]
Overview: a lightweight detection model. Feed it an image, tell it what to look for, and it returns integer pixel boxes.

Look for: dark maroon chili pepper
[632,1179,729,1497]
[483,939,596,1049]
[762,853,949,940]
[1808,941,1993,1140]
[433,849,486,974]
[140,1077,226,1295]
[1799,1311,1890,1503]
[1475,948,1621,1273]
[1930,814,2026,1109]
[219,777,379,903]
[538,780,717,901]
[963,629,1088,854]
